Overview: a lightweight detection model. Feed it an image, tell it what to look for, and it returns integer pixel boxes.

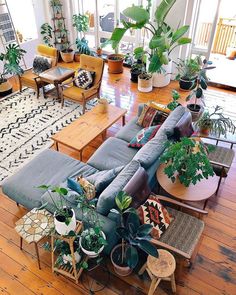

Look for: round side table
[139,249,176,295]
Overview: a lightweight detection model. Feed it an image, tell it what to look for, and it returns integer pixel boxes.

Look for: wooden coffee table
[156,163,219,209]
[38,66,75,99]
[51,104,126,160]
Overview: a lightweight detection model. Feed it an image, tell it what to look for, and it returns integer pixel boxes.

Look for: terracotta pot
[0,80,12,97]
[74,52,81,62]
[199,127,210,135]
[97,99,108,113]
[110,244,133,277]
[60,50,74,63]
[138,74,152,92]
[226,47,236,60]
[107,54,124,74]
[97,48,102,56]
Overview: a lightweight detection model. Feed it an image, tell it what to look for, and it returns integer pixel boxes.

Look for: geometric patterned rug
[0,88,98,183]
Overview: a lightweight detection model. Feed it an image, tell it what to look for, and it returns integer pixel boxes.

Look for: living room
[0,0,236,294]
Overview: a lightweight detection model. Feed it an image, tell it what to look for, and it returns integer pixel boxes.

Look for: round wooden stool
[139,249,176,295]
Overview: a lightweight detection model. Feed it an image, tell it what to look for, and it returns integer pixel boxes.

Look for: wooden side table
[15,208,54,269]
[139,249,176,295]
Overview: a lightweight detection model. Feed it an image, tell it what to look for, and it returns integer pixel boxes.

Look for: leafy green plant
[80,227,107,253]
[0,43,26,84]
[195,105,236,137]
[112,192,158,269]
[175,56,201,81]
[104,0,191,73]
[186,58,215,110]
[167,90,180,111]
[160,137,215,187]
[38,185,73,225]
[73,13,91,55]
[40,23,53,47]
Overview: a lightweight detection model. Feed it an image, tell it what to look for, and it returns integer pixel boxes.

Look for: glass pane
[193,0,219,50]
[81,0,96,33]
[98,0,115,33]
[7,0,38,42]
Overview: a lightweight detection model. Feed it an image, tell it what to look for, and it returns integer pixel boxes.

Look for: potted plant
[50,0,62,18]
[60,43,74,63]
[110,192,158,276]
[195,105,236,136]
[40,23,53,47]
[160,137,214,187]
[186,58,215,121]
[96,46,102,56]
[76,194,107,258]
[72,13,91,62]
[107,53,124,74]
[167,90,181,111]
[175,57,201,90]
[0,43,26,96]
[38,185,76,235]
[106,0,191,86]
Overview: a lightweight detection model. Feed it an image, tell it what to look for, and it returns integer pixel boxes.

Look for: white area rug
[0,88,97,183]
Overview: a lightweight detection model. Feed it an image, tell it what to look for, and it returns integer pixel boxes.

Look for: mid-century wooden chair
[18,44,58,97]
[59,54,104,113]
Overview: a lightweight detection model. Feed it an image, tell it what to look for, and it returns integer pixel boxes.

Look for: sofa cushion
[87,137,138,170]
[67,178,83,194]
[2,149,98,209]
[128,125,161,148]
[96,160,140,215]
[133,129,167,169]
[86,166,124,195]
[159,105,186,136]
[115,117,142,143]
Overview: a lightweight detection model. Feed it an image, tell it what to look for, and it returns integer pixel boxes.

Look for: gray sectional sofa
[2,104,189,254]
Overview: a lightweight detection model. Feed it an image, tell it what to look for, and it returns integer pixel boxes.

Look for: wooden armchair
[59,54,104,113]
[149,194,207,266]
[18,44,58,97]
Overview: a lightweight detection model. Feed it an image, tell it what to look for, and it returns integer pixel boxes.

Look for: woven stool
[139,249,176,294]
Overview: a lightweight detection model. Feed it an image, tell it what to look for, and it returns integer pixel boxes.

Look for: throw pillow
[32,55,52,75]
[128,125,161,148]
[137,103,169,128]
[77,176,96,200]
[67,177,83,195]
[149,102,171,114]
[137,194,173,239]
[74,69,95,89]
[86,166,124,195]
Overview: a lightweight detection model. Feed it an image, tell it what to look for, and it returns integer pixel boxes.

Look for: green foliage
[113,192,158,269]
[0,43,26,83]
[160,137,215,187]
[104,0,191,72]
[167,90,180,111]
[195,105,236,137]
[75,37,91,55]
[186,58,216,106]
[72,14,89,34]
[37,185,73,225]
[175,57,201,81]
[40,23,53,47]
[80,227,107,253]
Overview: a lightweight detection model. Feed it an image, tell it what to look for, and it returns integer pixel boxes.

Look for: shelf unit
[50,1,69,50]
[51,221,88,284]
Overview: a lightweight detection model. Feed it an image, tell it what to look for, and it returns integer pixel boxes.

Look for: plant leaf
[137,224,153,237]
[138,240,158,258]
[177,37,192,45]
[123,6,149,23]
[126,246,138,269]
[155,0,176,27]
[171,25,190,44]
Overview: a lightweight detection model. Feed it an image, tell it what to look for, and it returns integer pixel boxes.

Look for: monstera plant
[106,0,191,86]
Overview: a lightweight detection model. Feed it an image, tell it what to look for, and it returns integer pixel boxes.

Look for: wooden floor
[1,64,236,295]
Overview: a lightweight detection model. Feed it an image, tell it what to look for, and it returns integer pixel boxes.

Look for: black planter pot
[187,104,204,122]
[130,70,141,83]
[179,77,197,91]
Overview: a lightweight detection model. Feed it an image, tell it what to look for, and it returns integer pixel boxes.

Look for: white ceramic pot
[80,231,106,258]
[54,208,76,236]
[152,60,172,88]
[62,251,81,265]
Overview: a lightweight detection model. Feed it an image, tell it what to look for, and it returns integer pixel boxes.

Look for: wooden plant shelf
[51,221,87,284]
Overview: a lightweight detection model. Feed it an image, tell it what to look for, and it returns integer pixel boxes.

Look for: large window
[78,0,144,54]
[7,0,38,43]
